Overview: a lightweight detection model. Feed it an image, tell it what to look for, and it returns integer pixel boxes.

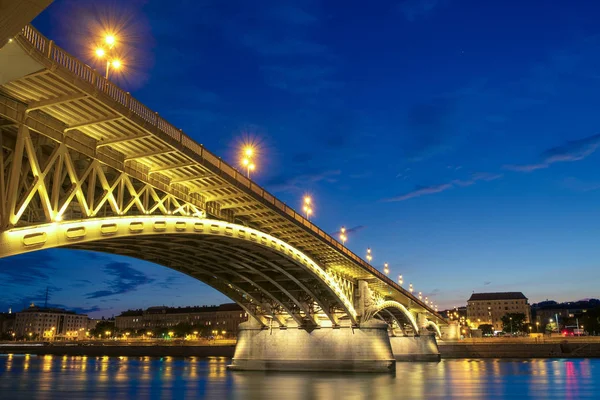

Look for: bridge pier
[229,319,395,373]
[389,334,441,362]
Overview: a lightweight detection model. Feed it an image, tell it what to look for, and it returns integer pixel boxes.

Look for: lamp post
[510,317,513,335]
[340,227,347,246]
[383,262,389,275]
[398,274,403,286]
[303,196,312,220]
[366,248,372,263]
[241,146,256,178]
[94,34,123,79]
[536,321,539,333]
[409,283,413,293]
[418,292,422,300]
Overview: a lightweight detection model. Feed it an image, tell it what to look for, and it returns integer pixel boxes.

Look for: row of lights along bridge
[238,145,438,313]
[91,31,438,313]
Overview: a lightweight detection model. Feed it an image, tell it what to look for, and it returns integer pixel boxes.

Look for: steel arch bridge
[0,25,446,334]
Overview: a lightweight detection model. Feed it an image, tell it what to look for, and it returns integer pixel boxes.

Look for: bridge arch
[425,320,442,338]
[366,300,419,335]
[0,216,358,327]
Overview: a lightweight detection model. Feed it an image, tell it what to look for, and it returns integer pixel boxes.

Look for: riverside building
[467,292,531,332]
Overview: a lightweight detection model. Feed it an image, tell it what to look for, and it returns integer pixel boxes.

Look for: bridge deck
[0,25,445,325]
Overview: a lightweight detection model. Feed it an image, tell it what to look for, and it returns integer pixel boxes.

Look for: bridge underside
[69,233,349,328]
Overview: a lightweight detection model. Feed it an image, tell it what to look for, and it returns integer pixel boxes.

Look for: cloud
[0,253,57,285]
[383,172,502,202]
[85,262,154,299]
[398,0,444,21]
[504,133,600,172]
[332,225,366,235]
[403,97,456,160]
[260,64,341,95]
[267,169,341,192]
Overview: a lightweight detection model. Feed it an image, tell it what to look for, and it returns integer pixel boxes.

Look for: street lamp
[366,248,372,263]
[241,145,256,178]
[340,227,347,246]
[383,262,389,275]
[536,321,539,333]
[398,274,403,286]
[510,317,513,335]
[418,292,422,300]
[303,196,312,220]
[409,283,413,293]
[94,33,123,79]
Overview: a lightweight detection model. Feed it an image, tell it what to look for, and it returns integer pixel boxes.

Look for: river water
[0,355,598,399]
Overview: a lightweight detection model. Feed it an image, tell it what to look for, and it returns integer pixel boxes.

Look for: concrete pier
[389,334,441,361]
[229,319,395,372]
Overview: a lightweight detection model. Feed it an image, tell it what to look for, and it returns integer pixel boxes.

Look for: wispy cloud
[504,133,600,172]
[383,172,502,202]
[332,225,366,235]
[0,253,56,285]
[85,262,154,299]
[267,169,341,193]
[398,0,445,21]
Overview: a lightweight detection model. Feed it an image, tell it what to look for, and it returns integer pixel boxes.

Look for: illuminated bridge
[0,26,453,371]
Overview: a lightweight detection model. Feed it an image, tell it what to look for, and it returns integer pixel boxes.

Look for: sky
[2,0,600,318]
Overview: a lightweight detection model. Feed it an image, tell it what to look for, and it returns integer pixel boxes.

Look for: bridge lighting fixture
[241,145,256,178]
[366,248,372,263]
[425,297,429,305]
[398,274,403,286]
[409,283,413,293]
[340,227,347,245]
[383,262,389,275]
[94,33,123,79]
[418,292,422,300]
[303,196,312,220]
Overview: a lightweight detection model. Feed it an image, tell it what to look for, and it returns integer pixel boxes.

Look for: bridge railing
[18,25,440,320]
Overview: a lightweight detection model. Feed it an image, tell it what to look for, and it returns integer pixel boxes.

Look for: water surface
[0,355,598,399]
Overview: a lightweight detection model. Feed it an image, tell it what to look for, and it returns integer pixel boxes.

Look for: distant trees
[501,313,526,334]
[89,320,116,337]
[478,324,494,336]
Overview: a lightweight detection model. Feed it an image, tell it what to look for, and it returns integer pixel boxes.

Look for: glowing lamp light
[95,47,105,58]
[383,262,389,275]
[105,35,116,46]
[244,147,253,157]
[398,274,403,286]
[112,59,121,69]
[409,283,413,293]
[366,248,372,263]
[418,292,422,300]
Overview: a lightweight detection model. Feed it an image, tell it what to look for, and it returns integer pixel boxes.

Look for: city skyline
[2,0,600,318]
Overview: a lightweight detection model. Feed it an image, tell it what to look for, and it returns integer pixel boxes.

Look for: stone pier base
[389,334,441,362]
[229,320,395,373]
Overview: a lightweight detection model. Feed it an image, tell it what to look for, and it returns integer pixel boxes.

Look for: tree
[90,320,116,337]
[501,313,526,334]
[478,324,494,336]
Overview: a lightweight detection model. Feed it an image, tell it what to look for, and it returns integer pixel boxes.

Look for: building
[0,312,16,338]
[467,292,531,332]
[115,303,247,336]
[14,304,89,340]
[532,299,600,328]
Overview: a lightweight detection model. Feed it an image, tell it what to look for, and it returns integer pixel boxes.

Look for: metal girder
[170,174,208,184]
[96,133,151,148]
[64,115,124,132]
[149,162,196,174]
[124,148,175,161]
[26,92,88,112]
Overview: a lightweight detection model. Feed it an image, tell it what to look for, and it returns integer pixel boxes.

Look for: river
[0,355,598,399]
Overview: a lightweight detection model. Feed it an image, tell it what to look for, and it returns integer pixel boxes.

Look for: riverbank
[439,337,600,358]
[3,337,600,359]
[0,342,236,358]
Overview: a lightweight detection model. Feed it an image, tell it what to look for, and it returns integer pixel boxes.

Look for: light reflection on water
[0,356,598,399]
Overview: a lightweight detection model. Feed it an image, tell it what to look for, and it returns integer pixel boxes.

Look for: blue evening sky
[2,0,600,317]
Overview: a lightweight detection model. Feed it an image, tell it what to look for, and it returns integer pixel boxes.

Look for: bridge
[0,24,455,372]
